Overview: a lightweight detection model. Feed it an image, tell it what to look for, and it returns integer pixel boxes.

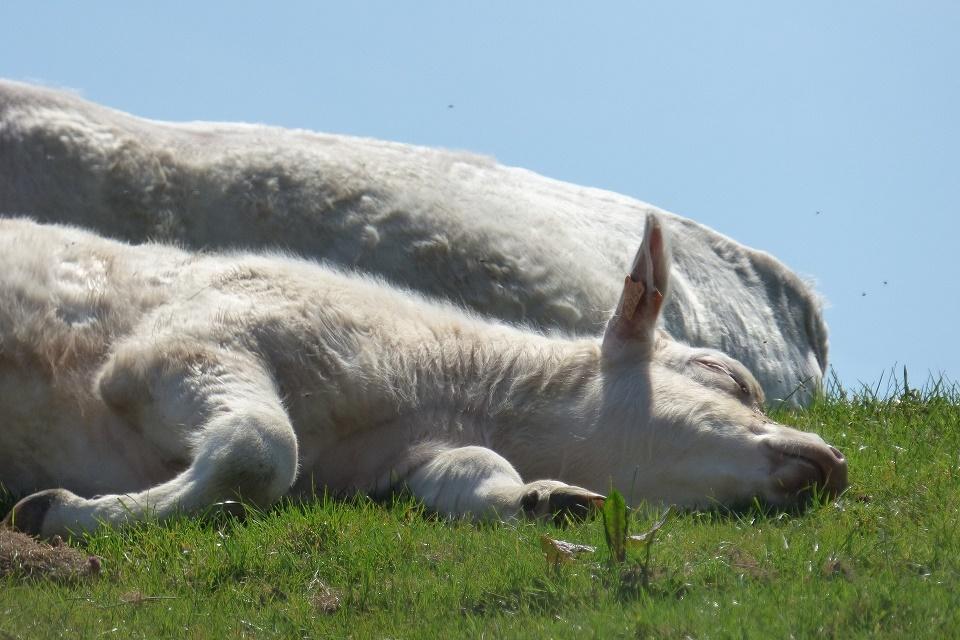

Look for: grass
[1,376,958,639]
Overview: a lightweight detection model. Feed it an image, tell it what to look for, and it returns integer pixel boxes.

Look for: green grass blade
[602,489,627,563]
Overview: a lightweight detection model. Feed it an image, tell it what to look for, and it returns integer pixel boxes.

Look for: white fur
[0,217,845,537]
[0,79,827,406]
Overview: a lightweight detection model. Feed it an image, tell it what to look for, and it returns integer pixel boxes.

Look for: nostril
[764,436,849,499]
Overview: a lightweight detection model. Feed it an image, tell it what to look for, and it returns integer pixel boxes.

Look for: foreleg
[405,446,604,524]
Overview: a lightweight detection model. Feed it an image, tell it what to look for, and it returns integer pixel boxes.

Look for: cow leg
[404,446,604,524]
[4,344,299,538]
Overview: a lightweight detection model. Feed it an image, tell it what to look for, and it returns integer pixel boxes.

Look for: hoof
[201,500,248,527]
[520,484,605,526]
[2,489,69,537]
[547,488,605,526]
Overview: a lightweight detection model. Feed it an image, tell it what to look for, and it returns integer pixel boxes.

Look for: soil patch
[0,528,101,582]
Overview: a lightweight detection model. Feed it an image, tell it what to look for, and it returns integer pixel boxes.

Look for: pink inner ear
[649,225,663,258]
[603,213,670,349]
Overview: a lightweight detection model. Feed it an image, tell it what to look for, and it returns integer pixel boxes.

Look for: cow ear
[601,212,671,356]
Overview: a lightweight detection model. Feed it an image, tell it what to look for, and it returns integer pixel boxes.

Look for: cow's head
[596,213,847,509]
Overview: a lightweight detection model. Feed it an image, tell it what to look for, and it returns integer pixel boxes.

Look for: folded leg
[5,343,298,538]
[404,445,604,524]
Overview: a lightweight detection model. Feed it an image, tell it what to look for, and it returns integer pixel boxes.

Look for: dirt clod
[311,581,342,614]
[0,528,102,582]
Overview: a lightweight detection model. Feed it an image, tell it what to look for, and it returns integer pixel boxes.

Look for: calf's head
[596,213,847,509]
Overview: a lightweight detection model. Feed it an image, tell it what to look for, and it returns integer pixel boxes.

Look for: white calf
[0,215,846,538]
[0,79,827,406]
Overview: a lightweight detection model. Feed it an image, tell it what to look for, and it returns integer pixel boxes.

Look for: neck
[262,303,614,486]
[389,328,609,483]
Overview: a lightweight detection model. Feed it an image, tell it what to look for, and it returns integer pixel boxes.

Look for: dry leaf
[625,506,673,550]
[540,535,595,565]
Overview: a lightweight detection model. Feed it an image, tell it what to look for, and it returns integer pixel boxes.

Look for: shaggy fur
[0,79,827,406]
[0,216,845,538]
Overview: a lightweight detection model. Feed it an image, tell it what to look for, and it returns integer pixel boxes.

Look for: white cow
[0,79,827,406]
[0,216,846,538]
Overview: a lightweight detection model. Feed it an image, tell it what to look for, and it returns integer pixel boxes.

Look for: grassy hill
[2,376,958,639]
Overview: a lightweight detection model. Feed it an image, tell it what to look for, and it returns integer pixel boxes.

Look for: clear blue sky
[2,2,957,392]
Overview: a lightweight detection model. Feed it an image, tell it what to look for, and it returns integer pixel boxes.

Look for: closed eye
[695,358,750,395]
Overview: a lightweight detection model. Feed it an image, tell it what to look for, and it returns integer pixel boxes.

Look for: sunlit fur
[0,79,827,406]
[0,217,845,538]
